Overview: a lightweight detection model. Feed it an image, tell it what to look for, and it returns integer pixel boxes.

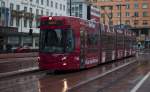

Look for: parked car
[15,46,31,53]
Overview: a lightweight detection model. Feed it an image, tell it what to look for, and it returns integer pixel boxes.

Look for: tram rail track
[67,58,138,92]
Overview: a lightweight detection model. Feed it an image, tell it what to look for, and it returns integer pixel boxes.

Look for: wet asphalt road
[0,54,149,92]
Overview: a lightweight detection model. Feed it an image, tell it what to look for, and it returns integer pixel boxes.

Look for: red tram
[38,16,136,70]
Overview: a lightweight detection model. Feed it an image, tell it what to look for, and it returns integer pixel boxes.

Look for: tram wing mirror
[29,28,33,35]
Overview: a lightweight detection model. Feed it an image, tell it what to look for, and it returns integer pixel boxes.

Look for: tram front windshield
[40,29,74,53]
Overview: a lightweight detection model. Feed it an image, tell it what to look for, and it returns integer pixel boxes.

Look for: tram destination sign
[40,20,63,26]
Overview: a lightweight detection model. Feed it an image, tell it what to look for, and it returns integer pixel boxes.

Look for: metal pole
[120,4,122,28]
[118,3,126,28]
[104,7,106,24]
[20,10,23,46]
[108,6,113,25]
[87,4,91,20]
[70,0,71,16]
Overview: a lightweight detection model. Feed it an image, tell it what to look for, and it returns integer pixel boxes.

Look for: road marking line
[0,57,38,64]
[130,71,150,92]
[67,59,136,91]
[0,67,39,78]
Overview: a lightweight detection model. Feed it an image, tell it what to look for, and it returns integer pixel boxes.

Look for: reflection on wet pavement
[62,79,68,92]
[1,57,149,92]
[39,58,135,92]
[69,58,150,92]
[0,75,39,92]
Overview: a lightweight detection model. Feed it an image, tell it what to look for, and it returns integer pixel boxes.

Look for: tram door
[80,28,86,69]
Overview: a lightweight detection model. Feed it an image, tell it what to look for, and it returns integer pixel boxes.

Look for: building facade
[68,0,100,21]
[94,0,150,48]
[0,0,67,52]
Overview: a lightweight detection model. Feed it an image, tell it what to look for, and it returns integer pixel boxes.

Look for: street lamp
[87,3,92,20]
[116,3,126,28]
[19,10,24,46]
[69,0,72,16]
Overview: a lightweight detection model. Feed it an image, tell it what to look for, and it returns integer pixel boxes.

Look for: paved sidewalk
[0,53,39,78]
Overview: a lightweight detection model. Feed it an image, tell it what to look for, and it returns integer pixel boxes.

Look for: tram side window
[107,36,114,46]
[87,34,98,46]
[80,30,85,49]
[66,29,75,52]
[39,31,45,50]
[110,26,114,32]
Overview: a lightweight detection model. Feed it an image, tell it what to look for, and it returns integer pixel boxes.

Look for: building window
[24,7,27,12]
[117,12,120,17]
[108,6,112,10]
[16,18,20,27]
[125,20,130,25]
[60,4,62,10]
[47,0,49,6]
[24,19,27,27]
[126,3,130,9]
[23,37,32,46]
[79,4,82,10]
[36,20,39,27]
[36,9,39,15]
[46,11,49,16]
[142,3,148,9]
[10,18,14,26]
[126,12,130,17]
[41,0,43,5]
[10,3,14,10]
[30,8,32,13]
[75,12,78,17]
[30,0,33,2]
[72,7,75,12]
[101,6,105,10]
[63,5,65,11]
[134,3,138,9]
[143,12,148,17]
[16,5,20,11]
[75,6,78,11]
[101,13,105,17]
[50,12,53,16]
[117,5,120,10]
[143,20,148,25]
[134,20,139,25]
[55,2,58,9]
[134,12,139,17]
[1,1,5,7]
[79,14,82,18]
[51,1,53,7]
[36,0,39,4]
[107,13,112,18]
[41,10,43,15]
[29,20,32,28]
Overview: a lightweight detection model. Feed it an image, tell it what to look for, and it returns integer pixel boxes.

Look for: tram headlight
[49,17,52,20]
[63,63,67,66]
[62,57,67,61]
